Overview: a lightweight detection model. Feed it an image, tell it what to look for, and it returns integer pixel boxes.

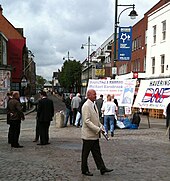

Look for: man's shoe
[33,139,38,142]
[100,168,113,175]
[111,132,114,137]
[82,171,93,176]
[37,143,45,145]
[11,145,23,148]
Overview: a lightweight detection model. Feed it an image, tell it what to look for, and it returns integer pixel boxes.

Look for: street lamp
[21,75,28,95]
[113,0,138,79]
[21,75,28,111]
[63,51,73,61]
[81,36,96,86]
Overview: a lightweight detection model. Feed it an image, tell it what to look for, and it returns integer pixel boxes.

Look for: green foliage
[36,75,46,89]
[58,60,82,92]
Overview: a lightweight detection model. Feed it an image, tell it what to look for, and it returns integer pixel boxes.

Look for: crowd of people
[5,88,170,177]
[62,91,142,136]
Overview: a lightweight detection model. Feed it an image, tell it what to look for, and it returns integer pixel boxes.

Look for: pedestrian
[101,94,117,137]
[33,94,42,142]
[95,94,104,123]
[74,97,87,127]
[81,89,113,176]
[6,91,13,144]
[71,93,81,125]
[7,91,25,148]
[166,102,170,128]
[64,93,73,127]
[111,94,118,107]
[37,91,54,145]
[111,94,119,128]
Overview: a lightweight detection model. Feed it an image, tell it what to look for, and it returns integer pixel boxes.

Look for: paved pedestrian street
[0,113,169,181]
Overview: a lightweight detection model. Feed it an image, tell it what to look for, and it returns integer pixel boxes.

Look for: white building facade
[146,2,170,79]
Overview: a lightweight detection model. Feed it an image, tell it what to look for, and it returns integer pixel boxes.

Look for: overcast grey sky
[0,0,159,80]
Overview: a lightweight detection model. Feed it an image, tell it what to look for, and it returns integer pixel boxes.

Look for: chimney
[0,5,3,14]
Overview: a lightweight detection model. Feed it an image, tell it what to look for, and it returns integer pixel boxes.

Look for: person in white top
[101,94,117,137]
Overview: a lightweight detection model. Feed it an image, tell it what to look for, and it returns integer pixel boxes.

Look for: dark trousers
[10,120,21,147]
[64,108,73,126]
[39,122,50,144]
[35,119,40,141]
[166,116,170,128]
[8,125,12,144]
[81,139,105,173]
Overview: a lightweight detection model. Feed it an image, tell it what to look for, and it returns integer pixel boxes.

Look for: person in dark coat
[37,91,54,145]
[33,94,42,142]
[64,94,73,127]
[111,94,118,129]
[166,102,170,128]
[95,94,104,120]
[7,91,25,148]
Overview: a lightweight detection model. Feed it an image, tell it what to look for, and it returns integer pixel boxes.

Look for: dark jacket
[7,98,25,121]
[64,97,72,110]
[114,99,118,107]
[37,97,54,123]
[95,97,104,117]
[78,98,87,114]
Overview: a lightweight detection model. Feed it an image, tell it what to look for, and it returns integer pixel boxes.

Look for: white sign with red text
[133,78,170,109]
[87,79,136,107]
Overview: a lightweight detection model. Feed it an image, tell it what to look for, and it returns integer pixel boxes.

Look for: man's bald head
[87,89,96,102]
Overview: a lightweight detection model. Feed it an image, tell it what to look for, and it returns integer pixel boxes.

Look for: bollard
[55,111,65,128]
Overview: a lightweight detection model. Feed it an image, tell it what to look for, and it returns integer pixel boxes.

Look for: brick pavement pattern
[0,113,169,181]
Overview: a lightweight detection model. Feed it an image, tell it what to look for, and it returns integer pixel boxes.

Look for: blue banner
[118,27,132,61]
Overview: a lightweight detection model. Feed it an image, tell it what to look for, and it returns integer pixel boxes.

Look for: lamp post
[21,75,28,112]
[113,0,138,79]
[63,51,73,61]
[81,36,96,86]
[21,76,28,96]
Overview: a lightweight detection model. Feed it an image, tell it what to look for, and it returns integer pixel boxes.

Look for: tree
[58,60,82,93]
[36,75,46,90]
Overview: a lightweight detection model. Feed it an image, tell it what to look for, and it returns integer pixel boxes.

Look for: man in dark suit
[37,91,54,145]
[95,94,104,118]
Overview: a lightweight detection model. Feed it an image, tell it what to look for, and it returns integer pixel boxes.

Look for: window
[162,20,166,40]
[144,56,146,72]
[132,40,134,51]
[161,54,165,73]
[152,57,155,74]
[153,25,156,43]
[133,59,140,72]
[145,30,147,45]
[138,36,141,48]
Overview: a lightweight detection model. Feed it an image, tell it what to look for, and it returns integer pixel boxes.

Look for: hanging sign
[118,27,132,61]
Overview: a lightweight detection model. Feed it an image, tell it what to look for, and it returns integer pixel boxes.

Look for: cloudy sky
[1,0,159,81]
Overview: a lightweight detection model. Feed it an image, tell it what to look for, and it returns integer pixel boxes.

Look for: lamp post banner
[133,78,170,110]
[87,79,136,107]
[118,26,132,61]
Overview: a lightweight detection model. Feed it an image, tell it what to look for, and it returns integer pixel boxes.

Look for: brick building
[0,5,36,112]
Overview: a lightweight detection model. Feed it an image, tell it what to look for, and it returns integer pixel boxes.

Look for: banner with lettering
[133,78,170,109]
[87,79,136,107]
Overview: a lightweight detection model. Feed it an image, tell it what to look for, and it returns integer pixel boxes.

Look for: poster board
[133,78,170,110]
[87,79,136,107]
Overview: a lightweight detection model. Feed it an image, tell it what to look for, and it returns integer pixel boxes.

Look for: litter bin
[55,111,65,128]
